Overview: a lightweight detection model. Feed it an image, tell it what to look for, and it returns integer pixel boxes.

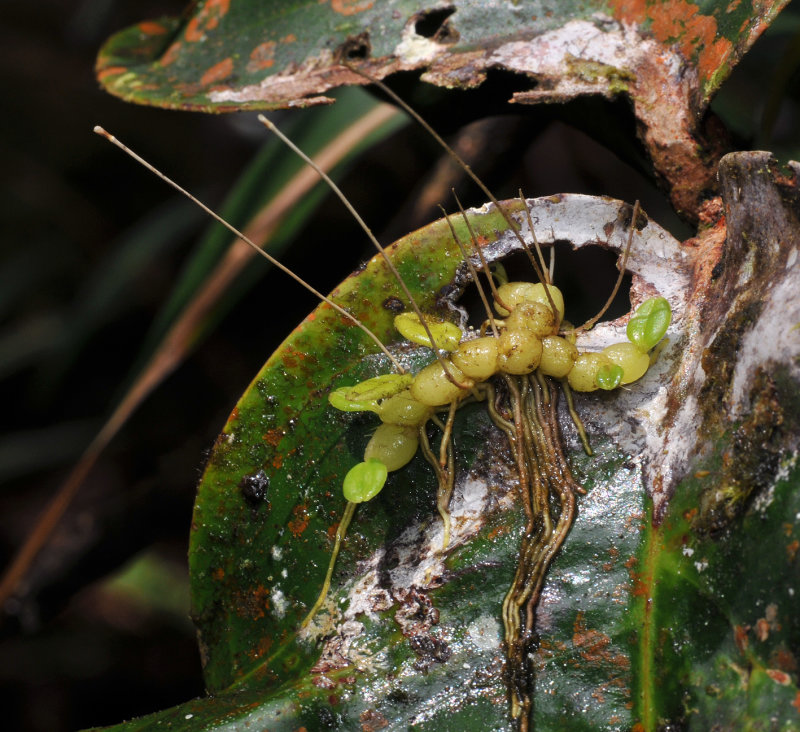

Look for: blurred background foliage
[2,0,800,729]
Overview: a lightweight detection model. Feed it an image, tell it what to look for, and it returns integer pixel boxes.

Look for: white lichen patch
[466,614,502,652]
[489,19,682,105]
[271,588,288,618]
[694,559,709,573]
[305,436,518,667]
[753,450,798,515]
[729,273,800,418]
[393,21,447,65]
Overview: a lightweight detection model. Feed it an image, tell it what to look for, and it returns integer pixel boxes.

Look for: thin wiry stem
[258,115,470,390]
[440,205,500,337]
[94,125,405,374]
[451,191,511,318]
[301,500,357,628]
[342,62,559,319]
[570,200,640,334]
[520,189,551,286]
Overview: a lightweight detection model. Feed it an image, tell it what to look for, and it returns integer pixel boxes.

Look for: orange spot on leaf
[185,0,230,41]
[247,41,276,72]
[234,585,270,620]
[613,0,733,82]
[697,37,733,82]
[139,21,168,35]
[201,57,234,86]
[252,635,273,660]
[610,0,646,24]
[734,624,750,653]
[262,429,283,447]
[160,40,182,67]
[572,612,630,670]
[766,668,792,686]
[771,647,798,673]
[185,17,204,42]
[331,0,373,15]
[225,406,240,428]
[288,504,310,537]
[97,66,128,81]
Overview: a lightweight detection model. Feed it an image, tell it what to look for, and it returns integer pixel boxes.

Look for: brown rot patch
[382,296,405,313]
[409,634,452,673]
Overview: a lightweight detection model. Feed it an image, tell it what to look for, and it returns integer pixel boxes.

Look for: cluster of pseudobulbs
[328,280,671,505]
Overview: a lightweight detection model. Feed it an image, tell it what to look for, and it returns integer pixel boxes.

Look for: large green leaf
[98,153,800,729]
[98,195,686,729]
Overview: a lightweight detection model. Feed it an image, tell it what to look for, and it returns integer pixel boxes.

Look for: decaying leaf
[96,0,789,217]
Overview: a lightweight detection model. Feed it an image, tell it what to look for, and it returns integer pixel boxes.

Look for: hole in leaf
[458,242,633,330]
[414,7,457,42]
[338,32,371,61]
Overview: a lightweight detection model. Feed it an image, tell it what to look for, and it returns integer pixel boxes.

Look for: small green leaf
[596,362,624,390]
[627,297,672,351]
[394,312,462,351]
[328,373,413,412]
[342,459,388,503]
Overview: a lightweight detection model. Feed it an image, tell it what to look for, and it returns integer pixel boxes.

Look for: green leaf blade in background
[126,84,406,384]
[643,435,800,729]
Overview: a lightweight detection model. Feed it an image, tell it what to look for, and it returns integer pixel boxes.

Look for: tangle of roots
[373,373,581,732]
[479,375,581,731]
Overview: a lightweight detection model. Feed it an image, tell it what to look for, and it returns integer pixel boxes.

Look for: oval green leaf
[328,373,412,412]
[342,459,388,503]
[394,312,462,351]
[627,296,672,352]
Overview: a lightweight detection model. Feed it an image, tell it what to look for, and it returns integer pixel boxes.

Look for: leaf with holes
[95,0,791,216]
[101,194,709,730]
[105,153,800,729]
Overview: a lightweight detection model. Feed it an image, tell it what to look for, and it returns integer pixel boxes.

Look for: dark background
[0,0,797,729]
